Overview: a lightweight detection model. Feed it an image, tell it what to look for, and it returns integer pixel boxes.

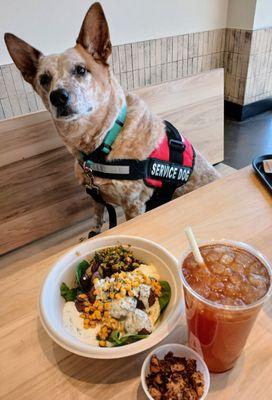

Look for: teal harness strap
[101,104,127,154]
[80,103,127,163]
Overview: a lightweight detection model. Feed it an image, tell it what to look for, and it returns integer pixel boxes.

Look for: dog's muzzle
[50,88,74,118]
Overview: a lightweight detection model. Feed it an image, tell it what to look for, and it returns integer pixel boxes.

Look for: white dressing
[110,297,137,319]
[124,309,152,335]
[63,302,100,345]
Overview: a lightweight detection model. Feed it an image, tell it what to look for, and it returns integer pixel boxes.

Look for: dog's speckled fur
[5,2,219,234]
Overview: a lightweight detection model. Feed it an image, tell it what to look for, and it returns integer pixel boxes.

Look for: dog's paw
[88,230,99,238]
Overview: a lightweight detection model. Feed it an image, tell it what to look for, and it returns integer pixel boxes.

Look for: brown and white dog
[5,2,219,235]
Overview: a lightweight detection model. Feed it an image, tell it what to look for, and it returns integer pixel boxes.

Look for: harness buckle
[169,139,185,152]
[83,161,95,187]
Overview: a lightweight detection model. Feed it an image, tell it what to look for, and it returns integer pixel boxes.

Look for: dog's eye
[76,65,87,76]
[40,73,52,86]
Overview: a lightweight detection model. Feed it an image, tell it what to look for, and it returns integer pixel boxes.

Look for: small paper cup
[141,343,210,400]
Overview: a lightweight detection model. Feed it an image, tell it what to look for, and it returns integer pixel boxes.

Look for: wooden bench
[0,68,224,255]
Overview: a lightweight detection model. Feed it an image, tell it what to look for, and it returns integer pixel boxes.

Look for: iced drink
[180,241,271,373]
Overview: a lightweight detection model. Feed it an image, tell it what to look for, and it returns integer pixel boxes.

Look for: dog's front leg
[88,201,105,237]
[122,200,146,220]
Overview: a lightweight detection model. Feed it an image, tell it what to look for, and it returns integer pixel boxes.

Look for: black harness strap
[85,186,117,232]
[145,121,186,211]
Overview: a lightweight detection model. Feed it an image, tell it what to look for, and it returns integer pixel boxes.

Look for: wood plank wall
[0,29,225,119]
[0,69,224,254]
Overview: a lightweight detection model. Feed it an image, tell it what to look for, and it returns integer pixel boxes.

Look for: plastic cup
[180,240,272,373]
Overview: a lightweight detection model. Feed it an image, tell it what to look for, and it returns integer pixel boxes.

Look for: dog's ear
[76,2,112,64]
[4,33,42,85]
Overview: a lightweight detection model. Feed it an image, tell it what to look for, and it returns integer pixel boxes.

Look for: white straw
[185,226,205,265]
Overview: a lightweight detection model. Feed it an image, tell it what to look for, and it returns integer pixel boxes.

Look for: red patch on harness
[145,132,194,188]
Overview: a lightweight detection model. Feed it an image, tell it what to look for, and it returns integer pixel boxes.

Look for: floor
[224,110,272,169]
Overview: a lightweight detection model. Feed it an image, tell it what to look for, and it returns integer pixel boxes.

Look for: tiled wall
[0,29,225,120]
[225,27,272,106]
[245,28,272,105]
[1,26,272,120]
[224,28,252,105]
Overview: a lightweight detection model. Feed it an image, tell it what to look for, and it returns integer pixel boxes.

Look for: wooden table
[1,167,272,400]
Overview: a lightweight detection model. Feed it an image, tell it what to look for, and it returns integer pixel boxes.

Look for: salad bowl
[39,235,183,358]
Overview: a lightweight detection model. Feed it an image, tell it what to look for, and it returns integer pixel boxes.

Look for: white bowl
[39,235,183,358]
[141,343,210,400]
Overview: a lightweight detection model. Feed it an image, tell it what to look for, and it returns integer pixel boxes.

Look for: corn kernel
[99,340,107,347]
[115,293,121,300]
[83,320,90,329]
[93,278,99,285]
[109,292,115,299]
[78,293,87,299]
[104,311,110,318]
[128,290,134,297]
[111,321,118,329]
[95,310,102,320]
[104,302,111,310]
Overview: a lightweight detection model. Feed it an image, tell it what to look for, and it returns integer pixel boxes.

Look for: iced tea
[181,242,271,373]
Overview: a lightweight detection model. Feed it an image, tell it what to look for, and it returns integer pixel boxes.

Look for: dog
[4,2,219,235]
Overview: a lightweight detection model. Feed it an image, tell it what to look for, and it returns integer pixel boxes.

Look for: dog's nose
[50,88,70,108]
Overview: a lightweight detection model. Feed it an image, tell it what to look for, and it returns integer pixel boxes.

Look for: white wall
[0,0,229,65]
[227,0,257,29]
[253,0,272,29]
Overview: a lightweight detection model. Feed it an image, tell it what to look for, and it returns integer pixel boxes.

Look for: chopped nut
[146,352,204,400]
[149,387,162,400]
[150,355,160,373]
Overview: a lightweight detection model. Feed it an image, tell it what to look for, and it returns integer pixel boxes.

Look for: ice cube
[211,262,226,275]
[235,253,251,268]
[248,273,267,288]
[211,280,225,292]
[220,253,235,265]
[225,282,237,297]
[233,298,245,306]
[230,273,242,285]
[206,252,220,262]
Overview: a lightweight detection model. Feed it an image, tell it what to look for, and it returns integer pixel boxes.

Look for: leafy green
[60,282,77,302]
[75,260,90,286]
[108,330,148,346]
[159,281,171,312]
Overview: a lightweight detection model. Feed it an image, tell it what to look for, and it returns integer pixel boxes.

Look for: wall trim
[225,99,272,121]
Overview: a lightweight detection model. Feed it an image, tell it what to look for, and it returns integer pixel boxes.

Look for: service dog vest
[80,121,195,190]
[79,114,195,231]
